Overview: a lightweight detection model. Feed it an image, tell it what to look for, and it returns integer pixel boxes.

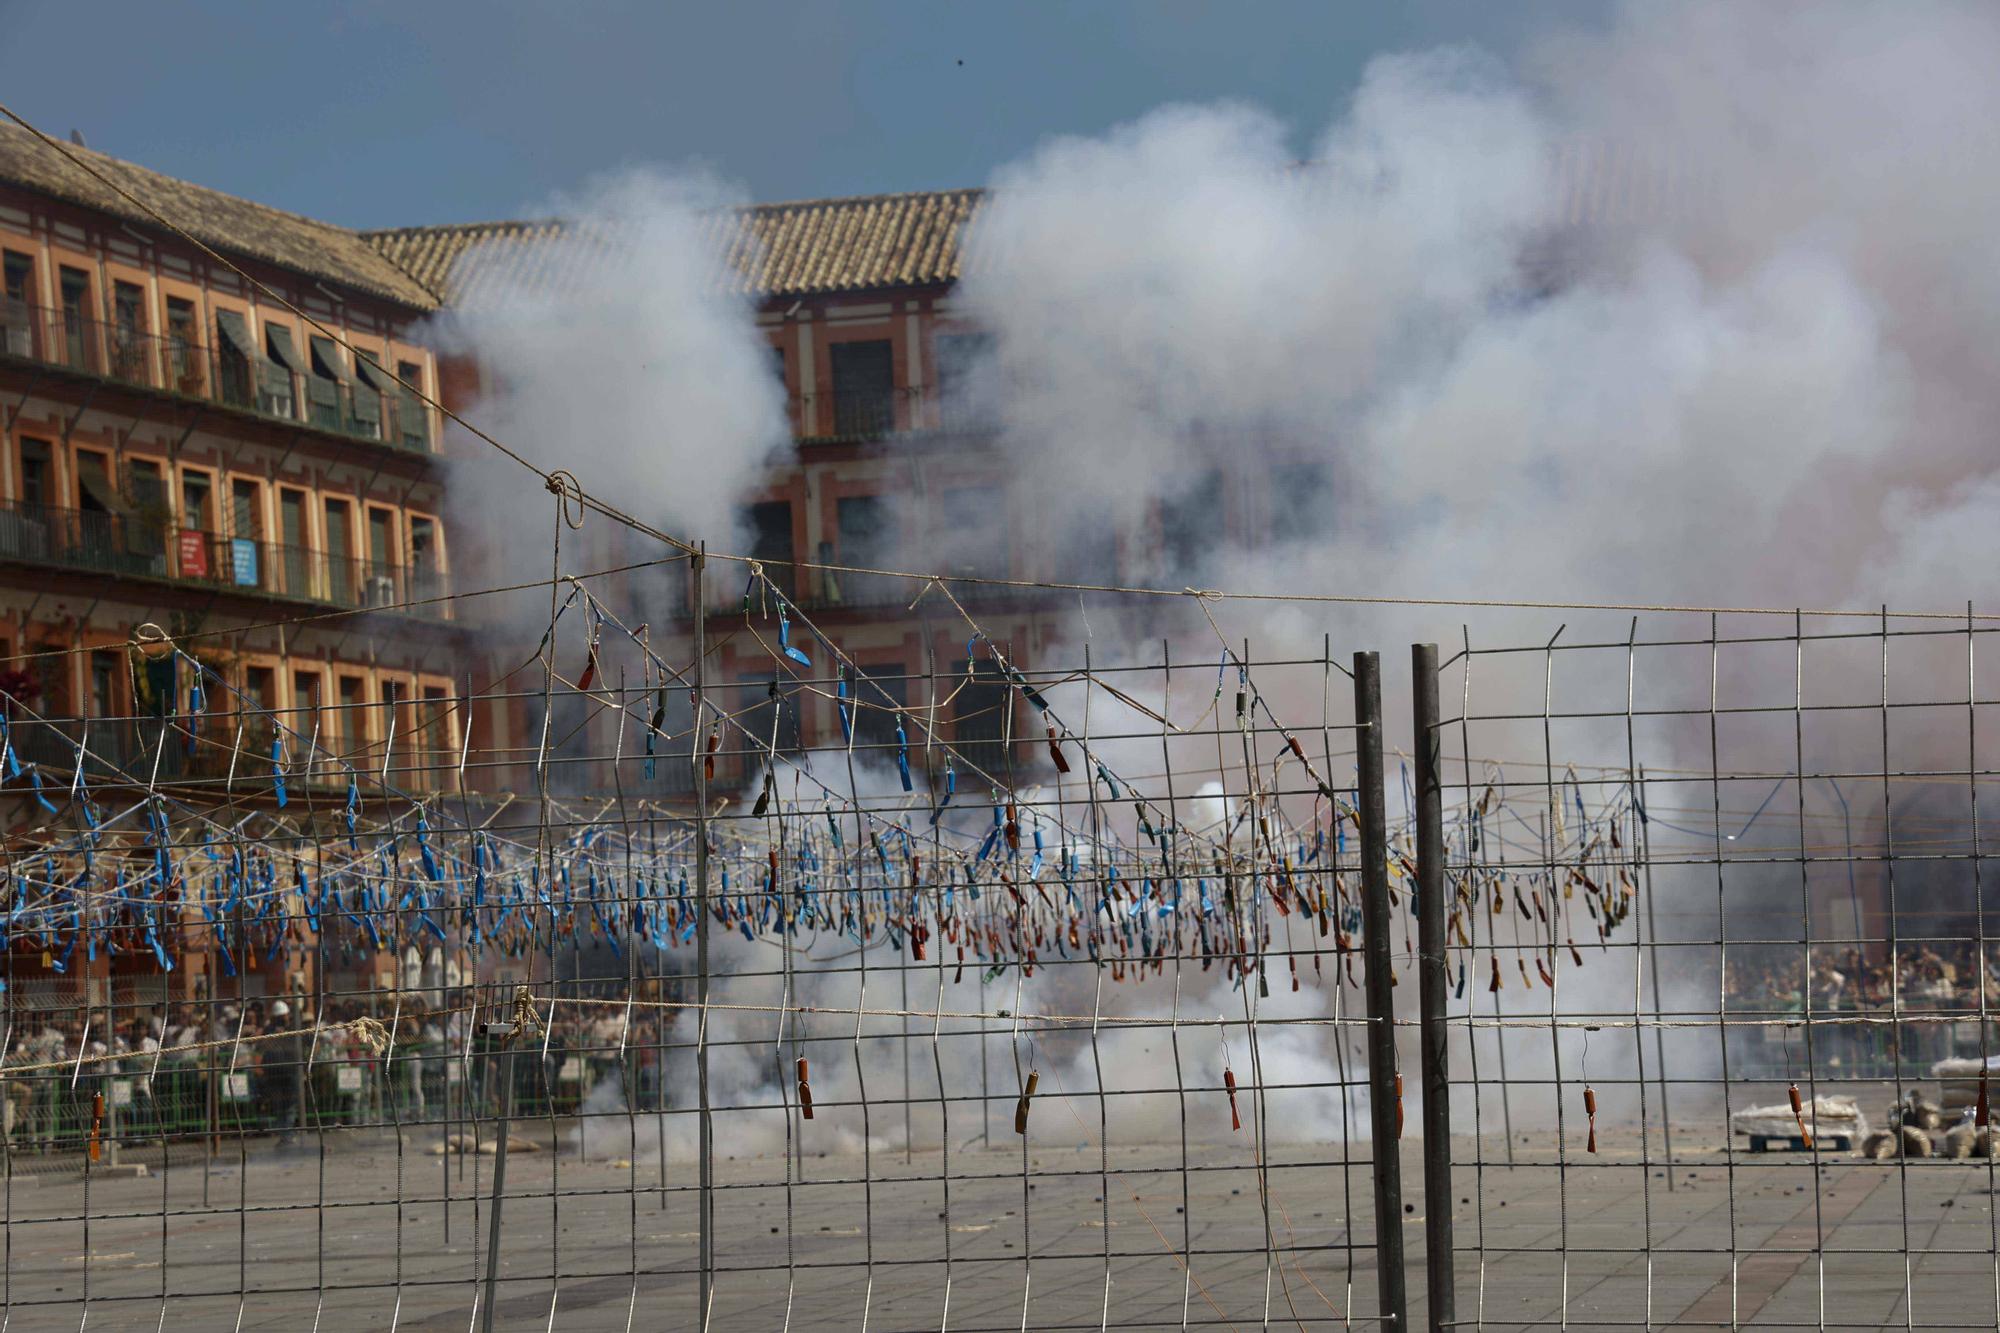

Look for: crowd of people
[1723,944,2000,1075]
[1725,944,2000,1013]
[0,991,675,1157]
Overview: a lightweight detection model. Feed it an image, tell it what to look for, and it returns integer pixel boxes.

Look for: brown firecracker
[1015,1070,1039,1135]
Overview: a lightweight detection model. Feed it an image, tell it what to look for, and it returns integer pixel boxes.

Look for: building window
[57,267,91,371]
[829,339,894,437]
[744,499,793,592]
[419,684,451,789]
[164,297,201,393]
[381,678,403,773]
[126,458,167,563]
[335,674,367,760]
[408,514,439,601]
[290,670,323,774]
[351,349,391,439]
[230,478,263,541]
[111,281,147,383]
[276,487,309,593]
[262,324,307,419]
[243,667,278,770]
[90,650,120,719]
[362,506,398,607]
[180,470,214,531]
[323,497,354,603]
[396,360,429,449]
[17,437,50,509]
[214,310,254,407]
[3,252,33,356]
[307,335,351,431]
[74,451,125,563]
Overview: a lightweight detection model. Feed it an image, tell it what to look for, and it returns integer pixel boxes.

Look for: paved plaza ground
[0,1104,1996,1330]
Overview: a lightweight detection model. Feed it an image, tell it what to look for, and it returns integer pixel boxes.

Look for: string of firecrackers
[706,563,1647,995]
[0,796,1385,992]
[0,591,1650,997]
[0,775,1623,1002]
[1433,772,1647,1002]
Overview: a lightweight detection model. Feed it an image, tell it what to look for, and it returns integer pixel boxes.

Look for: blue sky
[0,1,1606,230]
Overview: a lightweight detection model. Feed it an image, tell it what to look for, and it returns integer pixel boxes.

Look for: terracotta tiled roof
[365,145,1686,309]
[0,123,439,310]
[363,188,985,306]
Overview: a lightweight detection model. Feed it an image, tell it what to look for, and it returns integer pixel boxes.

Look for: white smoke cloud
[491,2,2000,1149]
[438,167,792,611]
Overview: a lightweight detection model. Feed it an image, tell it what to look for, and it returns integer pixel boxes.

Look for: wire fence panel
[0,567,1425,1330]
[1421,612,2000,1332]
[16,508,1999,1332]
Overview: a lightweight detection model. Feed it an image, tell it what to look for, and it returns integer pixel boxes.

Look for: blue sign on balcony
[231,539,259,588]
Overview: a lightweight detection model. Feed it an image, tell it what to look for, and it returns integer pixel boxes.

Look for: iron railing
[793,385,998,441]
[0,500,450,619]
[0,303,433,452]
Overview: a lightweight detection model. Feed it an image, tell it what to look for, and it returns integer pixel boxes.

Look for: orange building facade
[0,126,482,1007]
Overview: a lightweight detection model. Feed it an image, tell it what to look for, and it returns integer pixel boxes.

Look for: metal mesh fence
[0,556,1425,1331]
[7,507,2000,1331]
[1421,611,2000,1331]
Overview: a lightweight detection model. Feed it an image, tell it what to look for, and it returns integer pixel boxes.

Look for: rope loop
[545,469,586,530]
[129,621,175,660]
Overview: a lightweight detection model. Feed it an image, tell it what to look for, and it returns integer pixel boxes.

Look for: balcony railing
[791,384,998,443]
[0,500,451,620]
[0,302,433,453]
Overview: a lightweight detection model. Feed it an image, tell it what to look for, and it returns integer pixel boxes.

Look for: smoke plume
[437,166,793,621]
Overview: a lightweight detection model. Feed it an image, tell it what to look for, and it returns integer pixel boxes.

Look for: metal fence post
[1353,650,1409,1329]
[478,1015,519,1333]
[691,545,715,1328]
[1412,643,1454,1331]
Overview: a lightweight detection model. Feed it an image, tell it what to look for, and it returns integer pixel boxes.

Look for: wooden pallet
[1747,1134,1853,1152]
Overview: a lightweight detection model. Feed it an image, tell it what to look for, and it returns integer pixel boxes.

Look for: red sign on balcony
[177,530,209,578]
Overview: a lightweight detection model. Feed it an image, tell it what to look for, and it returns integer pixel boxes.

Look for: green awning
[265,324,309,376]
[310,335,353,385]
[214,309,254,358]
[355,351,400,394]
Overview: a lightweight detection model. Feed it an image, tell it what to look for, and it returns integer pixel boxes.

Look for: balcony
[0,499,451,620]
[0,301,433,453]
[792,385,997,444]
